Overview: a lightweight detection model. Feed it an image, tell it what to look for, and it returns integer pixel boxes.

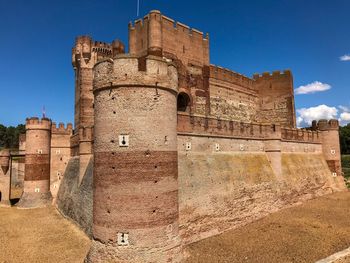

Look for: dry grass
[185,191,350,263]
[0,206,90,263]
[1,192,350,263]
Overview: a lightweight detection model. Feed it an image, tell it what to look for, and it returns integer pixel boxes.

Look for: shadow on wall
[177,92,191,112]
[56,156,93,237]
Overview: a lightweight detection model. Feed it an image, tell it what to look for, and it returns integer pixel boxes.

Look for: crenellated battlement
[253,70,292,81]
[210,64,254,89]
[313,119,339,131]
[177,113,323,144]
[177,113,281,139]
[93,54,178,94]
[129,10,209,41]
[281,127,321,143]
[51,122,73,135]
[26,117,52,130]
[129,10,209,66]
[72,36,125,69]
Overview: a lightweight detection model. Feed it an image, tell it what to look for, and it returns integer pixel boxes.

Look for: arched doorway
[177,92,190,112]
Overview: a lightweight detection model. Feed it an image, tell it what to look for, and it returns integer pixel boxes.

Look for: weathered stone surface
[178,151,340,245]
[56,156,93,237]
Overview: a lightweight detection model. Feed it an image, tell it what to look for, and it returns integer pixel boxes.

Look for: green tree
[340,124,350,154]
[0,124,25,149]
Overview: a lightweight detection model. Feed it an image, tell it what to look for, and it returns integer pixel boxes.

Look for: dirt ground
[0,206,90,263]
[185,191,350,263]
[0,192,349,263]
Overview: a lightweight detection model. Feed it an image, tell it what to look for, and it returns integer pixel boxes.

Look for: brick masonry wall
[56,156,93,236]
[254,71,296,127]
[50,125,72,202]
[86,55,182,263]
[177,134,345,245]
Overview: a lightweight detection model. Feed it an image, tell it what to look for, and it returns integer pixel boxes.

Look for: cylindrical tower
[318,119,343,176]
[86,54,182,262]
[0,149,11,206]
[17,117,52,208]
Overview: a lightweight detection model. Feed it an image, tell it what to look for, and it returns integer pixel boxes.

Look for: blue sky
[0,0,349,127]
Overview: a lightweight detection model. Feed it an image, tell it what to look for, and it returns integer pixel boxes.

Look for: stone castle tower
[313,119,343,177]
[71,36,125,182]
[87,55,182,262]
[17,117,52,208]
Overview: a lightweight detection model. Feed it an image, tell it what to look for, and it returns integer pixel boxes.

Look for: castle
[0,10,346,262]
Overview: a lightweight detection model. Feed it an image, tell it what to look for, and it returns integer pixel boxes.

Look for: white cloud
[340,54,350,61]
[296,104,338,127]
[295,81,331,95]
[340,112,350,121]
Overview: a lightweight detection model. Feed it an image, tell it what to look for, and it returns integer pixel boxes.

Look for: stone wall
[56,156,93,236]
[254,71,296,127]
[177,135,343,245]
[209,65,258,122]
[50,122,72,202]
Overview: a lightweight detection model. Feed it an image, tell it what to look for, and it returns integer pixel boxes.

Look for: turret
[85,54,182,262]
[0,149,11,206]
[17,117,52,208]
[317,119,343,177]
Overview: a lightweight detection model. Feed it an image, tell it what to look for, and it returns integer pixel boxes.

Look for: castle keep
[1,10,345,262]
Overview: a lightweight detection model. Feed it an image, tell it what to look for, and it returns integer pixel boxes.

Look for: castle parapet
[26,117,51,130]
[253,70,292,81]
[72,36,125,69]
[210,65,254,90]
[281,127,321,143]
[129,10,209,65]
[93,54,178,94]
[177,113,280,139]
[314,119,339,131]
[51,122,73,135]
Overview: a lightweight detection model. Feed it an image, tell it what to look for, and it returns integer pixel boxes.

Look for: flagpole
[137,0,140,17]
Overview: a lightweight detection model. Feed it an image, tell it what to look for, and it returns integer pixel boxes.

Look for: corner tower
[86,55,182,262]
[316,119,343,176]
[17,117,52,208]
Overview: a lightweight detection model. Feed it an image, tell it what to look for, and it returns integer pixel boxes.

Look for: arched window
[177,92,190,112]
